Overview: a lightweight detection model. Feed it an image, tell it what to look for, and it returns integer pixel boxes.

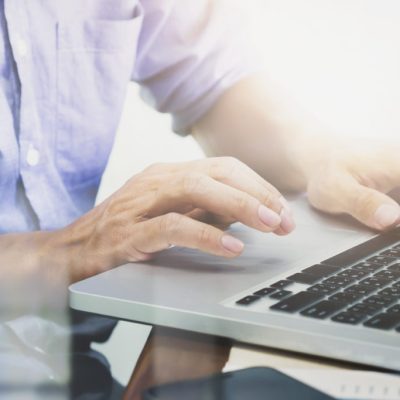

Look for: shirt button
[16,38,28,57]
[26,145,40,166]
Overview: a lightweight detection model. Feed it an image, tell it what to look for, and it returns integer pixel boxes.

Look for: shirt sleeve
[132,0,260,135]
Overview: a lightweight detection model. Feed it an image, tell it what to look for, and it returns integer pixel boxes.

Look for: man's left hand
[306,144,400,231]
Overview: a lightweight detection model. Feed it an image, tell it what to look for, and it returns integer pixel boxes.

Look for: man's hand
[0,157,294,288]
[62,157,295,281]
[192,74,400,232]
[306,144,400,231]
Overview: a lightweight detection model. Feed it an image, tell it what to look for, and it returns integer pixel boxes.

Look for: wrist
[57,204,119,282]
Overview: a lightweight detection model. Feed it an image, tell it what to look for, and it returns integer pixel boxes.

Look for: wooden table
[123,326,232,400]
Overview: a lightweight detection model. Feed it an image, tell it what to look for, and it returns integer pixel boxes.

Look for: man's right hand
[60,157,295,282]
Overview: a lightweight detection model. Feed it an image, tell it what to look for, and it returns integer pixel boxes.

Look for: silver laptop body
[69,195,400,371]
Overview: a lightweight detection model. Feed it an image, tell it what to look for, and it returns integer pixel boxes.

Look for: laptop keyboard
[235,227,400,332]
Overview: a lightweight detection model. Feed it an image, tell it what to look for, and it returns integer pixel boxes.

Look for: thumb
[337,179,400,231]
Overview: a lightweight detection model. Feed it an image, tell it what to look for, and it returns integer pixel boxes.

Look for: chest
[2,0,144,186]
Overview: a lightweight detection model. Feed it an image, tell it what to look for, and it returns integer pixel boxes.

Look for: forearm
[0,231,63,281]
[0,230,73,317]
[0,222,97,288]
[192,74,333,192]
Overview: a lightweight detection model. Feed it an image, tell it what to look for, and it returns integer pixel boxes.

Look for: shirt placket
[4,0,50,228]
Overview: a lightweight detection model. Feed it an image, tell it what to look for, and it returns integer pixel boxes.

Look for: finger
[344,185,400,231]
[185,209,234,230]
[132,213,244,257]
[349,144,400,192]
[204,157,282,200]
[206,157,295,233]
[141,158,295,234]
[312,174,400,231]
[187,207,295,235]
[161,158,284,210]
[209,158,296,234]
[198,158,287,208]
[151,173,283,233]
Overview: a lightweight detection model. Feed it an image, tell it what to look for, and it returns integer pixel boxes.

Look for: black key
[348,302,381,316]
[270,290,292,300]
[287,273,321,285]
[253,287,276,297]
[271,280,292,289]
[300,300,346,319]
[374,270,400,280]
[321,228,400,267]
[344,284,376,297]
[328,292,363,303]
[351,262,382,272]
[337,269,370,279]
[270,291,324,313]
[387,305,400,314]
[364,313,400,330]
[331,312,365,324]
[322,276,353,288]
[378,287,400,298]
[236,295,260,305]
[380,249,400,258]
[388,263,400,272]
[302,264,341,277]
[359,277,390,289]
[363,295,397,308]
[396,326,400,333]
[307,283,339,295]
[367,255,396,266]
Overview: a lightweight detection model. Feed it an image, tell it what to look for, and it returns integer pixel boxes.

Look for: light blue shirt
[0,0,256,387]
[0,0,255,233]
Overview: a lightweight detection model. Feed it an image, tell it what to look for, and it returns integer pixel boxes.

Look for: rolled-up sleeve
[132,0,259,135]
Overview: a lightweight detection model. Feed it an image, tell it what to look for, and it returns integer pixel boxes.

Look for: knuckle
[353,190,376,217]
[210,156,241,181]
[260,190,275,208]
[234,193,251,214]
[182,173,206,195]
[207,158,224,179]
[222,156,242,175]
[103,196,123,217]
[160,213,181,242]
[260,190,282,213]
[162,212,180,231]
[265,183,282,198]
[209,162,226,181]
[126,174,147,192]
[197,226,213,245]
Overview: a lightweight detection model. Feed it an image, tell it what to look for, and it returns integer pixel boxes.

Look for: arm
[192,74,400,231]
[0,224,98,300]
[192,74,330,192]
[2,3,298,306]
[0,158,295,305]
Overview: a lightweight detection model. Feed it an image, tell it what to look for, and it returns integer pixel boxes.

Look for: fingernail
[258,205,281,227]
[221,235,244,254]
[374,204,400,228]
[280,210,296,233]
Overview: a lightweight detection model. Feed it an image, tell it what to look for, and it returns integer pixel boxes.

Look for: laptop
[69,195,400,371]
